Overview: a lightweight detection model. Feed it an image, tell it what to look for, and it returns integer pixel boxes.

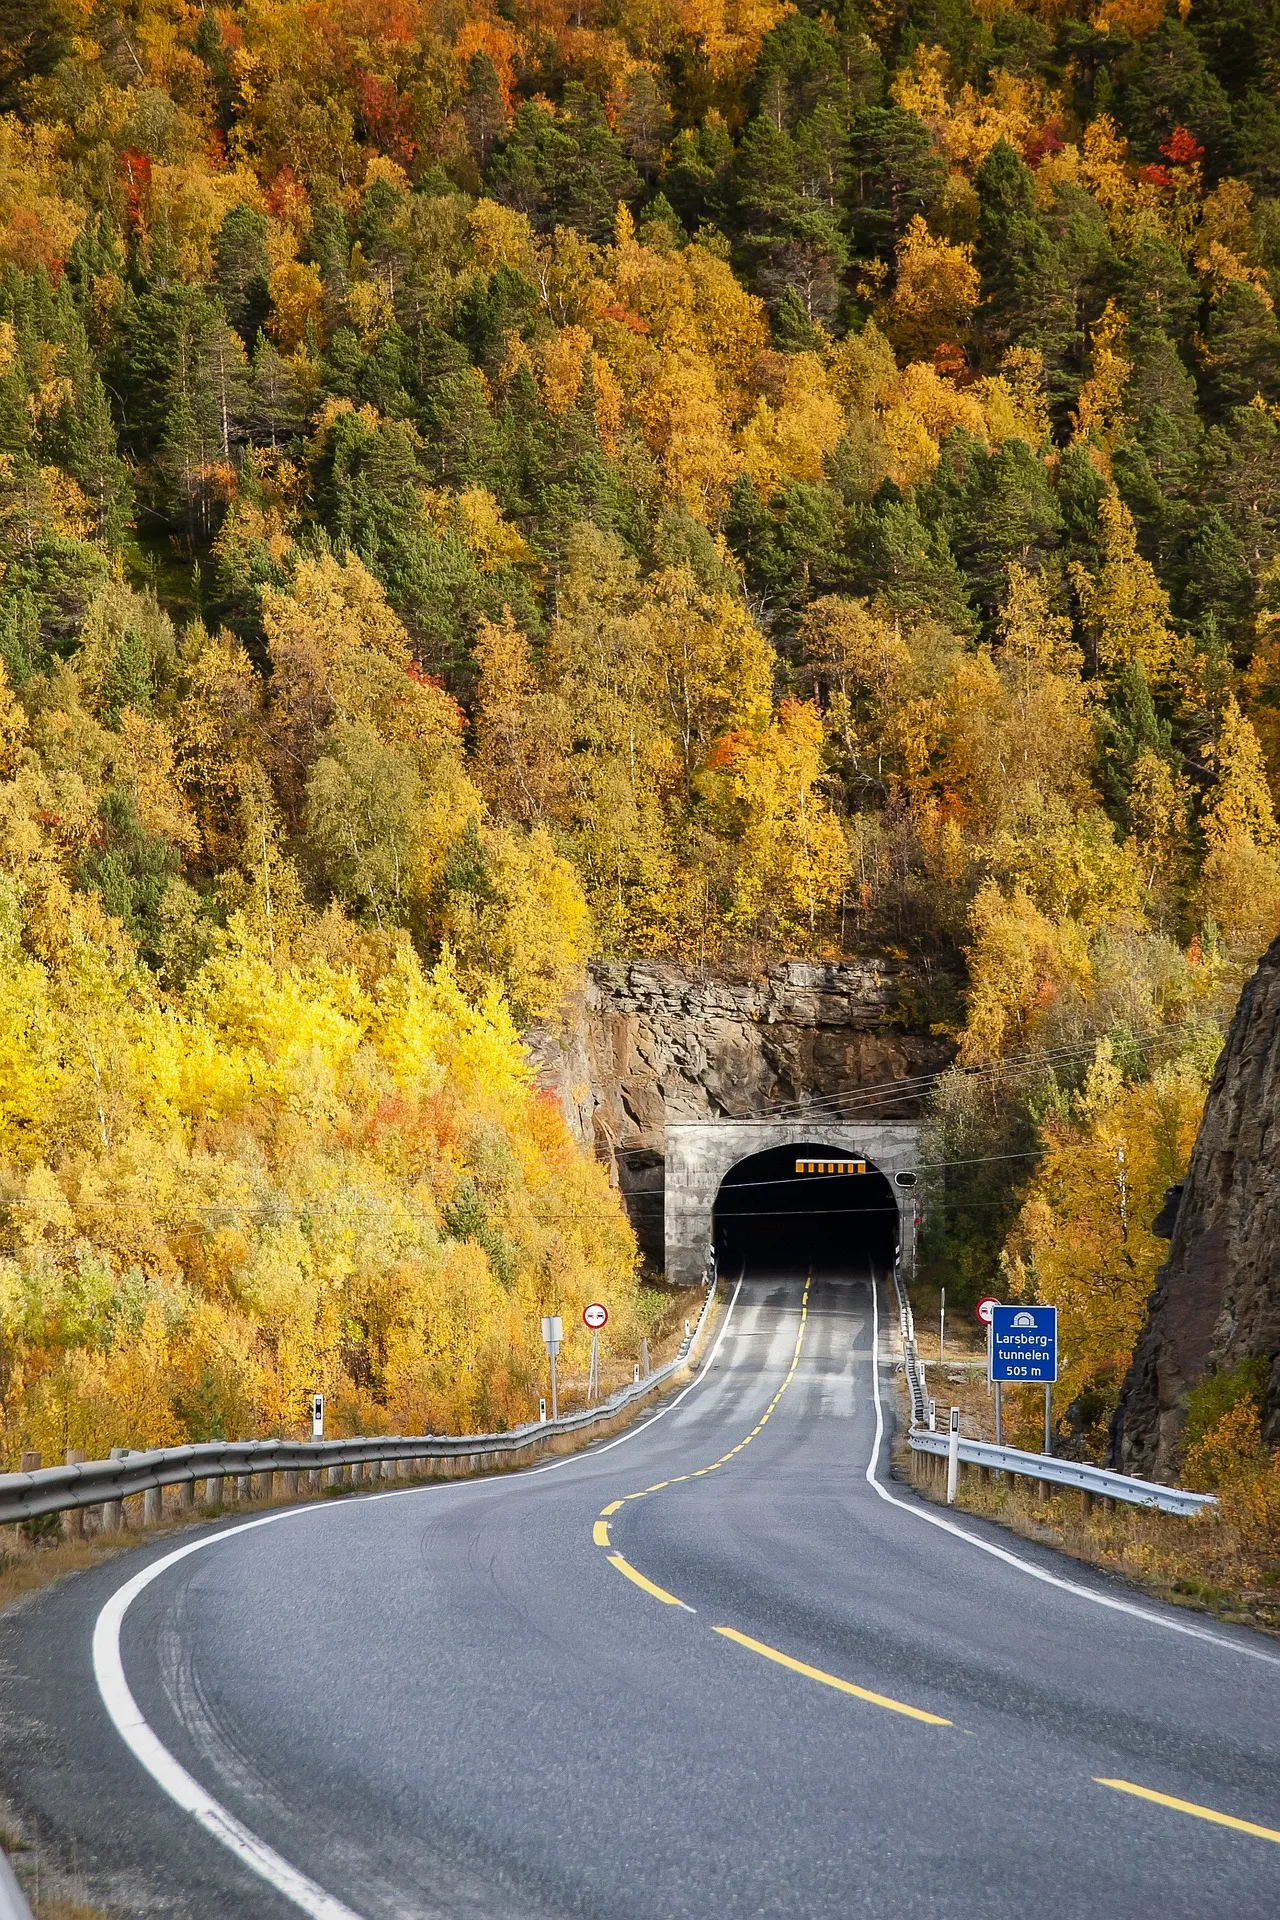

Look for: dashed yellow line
[714,1626,952,1726]
[589,1274,948,1728]
[1096,1778,1280,1844]
[607,1552,691,1609]
[600,1273,813,1523]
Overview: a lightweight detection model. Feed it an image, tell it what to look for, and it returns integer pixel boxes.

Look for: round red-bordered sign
[975,1296,999,1325]
[583,1302,608,1330]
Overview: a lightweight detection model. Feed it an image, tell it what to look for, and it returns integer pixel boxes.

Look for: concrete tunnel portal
[713,1142,900,1276]
[663,1121,919,1287]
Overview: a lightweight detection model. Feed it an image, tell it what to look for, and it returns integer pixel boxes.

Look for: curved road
[5,1260,1280,1918]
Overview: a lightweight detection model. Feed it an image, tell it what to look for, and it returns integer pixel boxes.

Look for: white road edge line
[92,1518,366,1919]
[90,1272,748,1918]
[864,1276,1280,1668]
[546,1269,745,1465]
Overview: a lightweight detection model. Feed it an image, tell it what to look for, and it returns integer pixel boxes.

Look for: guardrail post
[259,1470,275,1502]
[1080,1489,1093,1517]
[283,1469,299,1496]
[102,1498,123,1534]
[143,1485,162,1526]
[176,1475,194,1513]
[204,1473,222,1508]
[234,1472,251,1501]
[66,1449,86,1536]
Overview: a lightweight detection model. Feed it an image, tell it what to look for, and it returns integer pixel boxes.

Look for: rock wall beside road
[1112,934,1280,1477]
[527,959,951,1262]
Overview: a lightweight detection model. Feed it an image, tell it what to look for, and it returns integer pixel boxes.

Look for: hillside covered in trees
[2,0,1280,1471]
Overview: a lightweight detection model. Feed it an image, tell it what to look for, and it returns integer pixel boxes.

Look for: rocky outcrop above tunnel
[526,959,952,1263]
[1112,934,1280,1478]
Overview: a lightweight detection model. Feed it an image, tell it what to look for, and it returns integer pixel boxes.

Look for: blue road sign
[990,1304,1057,1383]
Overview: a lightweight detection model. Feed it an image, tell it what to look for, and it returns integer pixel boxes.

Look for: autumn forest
[1,0,1278,1477]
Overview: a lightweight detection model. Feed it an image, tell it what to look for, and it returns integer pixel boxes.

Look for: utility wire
[730,1026,1189,1125]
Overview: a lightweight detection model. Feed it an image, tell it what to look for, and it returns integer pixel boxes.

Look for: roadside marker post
[946,1406,960,1505]
[310,1392,323,1440]
[538,1396,547,1423]
[939,1286,946,1363]
[540,1315,563,1420]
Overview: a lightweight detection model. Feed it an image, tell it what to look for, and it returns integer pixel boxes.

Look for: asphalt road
[5,1257,1280,1919]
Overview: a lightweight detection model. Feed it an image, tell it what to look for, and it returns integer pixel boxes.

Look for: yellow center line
[714,1626,953,1726]
[607,1552,692,1609]
[1095,1778,1280,1844]
[588,1274,951,1728]
[597,1273,813,1528]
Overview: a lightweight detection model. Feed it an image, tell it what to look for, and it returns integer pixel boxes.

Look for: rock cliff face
[527,959,951,1262]
[1112,935,1280,1478]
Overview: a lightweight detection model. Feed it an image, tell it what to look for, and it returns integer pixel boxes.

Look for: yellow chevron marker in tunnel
[794,1159,865,1175]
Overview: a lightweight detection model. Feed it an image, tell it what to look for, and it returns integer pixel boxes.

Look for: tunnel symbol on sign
[1012,1311,1036,1328]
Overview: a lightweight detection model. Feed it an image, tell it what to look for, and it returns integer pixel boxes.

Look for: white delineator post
[946,1406,960,1505]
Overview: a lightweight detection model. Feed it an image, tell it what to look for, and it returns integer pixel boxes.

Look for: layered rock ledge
[527,959,951,1263]
[1113,935,1280,1477]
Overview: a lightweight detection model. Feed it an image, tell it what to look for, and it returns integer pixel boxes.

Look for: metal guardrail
[886,1267,1210,1517]
[0,1266,720,1531]
[890,1259,929,1427]
[0,1847,33,1920]
[908,1428,1216,1516]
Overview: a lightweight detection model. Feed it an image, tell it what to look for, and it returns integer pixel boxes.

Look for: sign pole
[939,1286,945,1363]
[582,1303,608,1409]
[995,1381,1003,1447]
[946,1406,959,1505]
[540,1315,564,1421]
[1044,1383,1051,1456]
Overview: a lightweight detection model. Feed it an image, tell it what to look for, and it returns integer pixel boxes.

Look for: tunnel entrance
[712,1141,900,1276]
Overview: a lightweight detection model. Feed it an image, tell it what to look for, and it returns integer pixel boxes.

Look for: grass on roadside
[902,1444,1280,1636]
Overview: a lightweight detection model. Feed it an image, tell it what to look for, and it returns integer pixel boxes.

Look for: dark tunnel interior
[712,1143,900,1278]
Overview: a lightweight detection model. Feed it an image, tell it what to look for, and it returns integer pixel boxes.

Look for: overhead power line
[711,1026,1188,1127]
